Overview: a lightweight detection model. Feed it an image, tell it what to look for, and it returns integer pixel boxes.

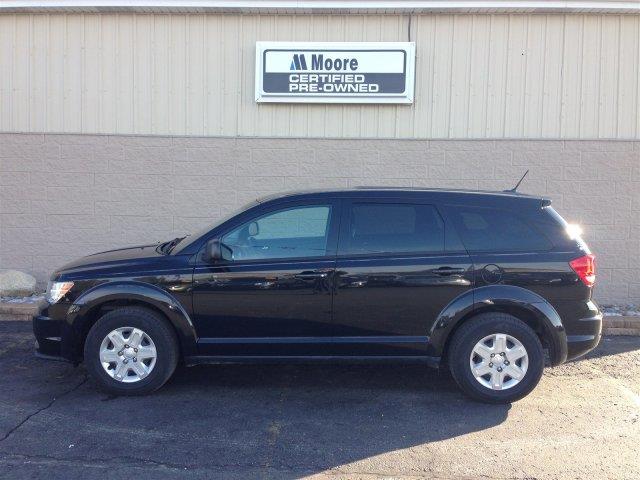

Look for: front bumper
[33,313,65,359]
[32,302,76,363]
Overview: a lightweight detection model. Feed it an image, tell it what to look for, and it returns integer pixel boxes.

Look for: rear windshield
[543,206,590,252]
[446,205,553,253]
[544,206,569,229]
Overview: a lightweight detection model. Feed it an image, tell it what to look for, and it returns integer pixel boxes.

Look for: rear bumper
[563,300,602,362]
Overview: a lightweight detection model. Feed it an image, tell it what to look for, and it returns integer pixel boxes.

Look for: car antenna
[506,170,529,193]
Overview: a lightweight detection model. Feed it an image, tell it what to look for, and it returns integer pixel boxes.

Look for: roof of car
[257,187,550,206]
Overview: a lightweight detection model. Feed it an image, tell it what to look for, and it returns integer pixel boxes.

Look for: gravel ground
[0,320,638,480]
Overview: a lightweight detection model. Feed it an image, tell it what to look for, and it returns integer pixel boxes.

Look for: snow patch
[601,304,640,317]
[0,295,46,304]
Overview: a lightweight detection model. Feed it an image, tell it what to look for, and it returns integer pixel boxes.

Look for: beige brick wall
[1,133,639,304]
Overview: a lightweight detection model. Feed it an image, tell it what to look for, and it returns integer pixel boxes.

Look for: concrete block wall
[1,133,639,304]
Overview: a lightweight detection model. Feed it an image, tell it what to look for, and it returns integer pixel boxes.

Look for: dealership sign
[255,42,415,104]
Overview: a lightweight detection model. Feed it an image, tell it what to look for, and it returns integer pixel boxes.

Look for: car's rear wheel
[84,307,179,395]
[448,312,544,404]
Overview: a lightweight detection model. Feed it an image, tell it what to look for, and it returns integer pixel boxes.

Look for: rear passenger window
[342,203,444,255]
[449,206,552,253]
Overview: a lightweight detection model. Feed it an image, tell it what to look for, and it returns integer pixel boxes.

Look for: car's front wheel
[448,312,544,404]
[84,307,179,395]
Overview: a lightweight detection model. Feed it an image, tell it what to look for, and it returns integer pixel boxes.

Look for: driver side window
[221,205,331,261]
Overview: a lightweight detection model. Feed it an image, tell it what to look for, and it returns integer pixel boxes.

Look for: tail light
[569,254,596,287]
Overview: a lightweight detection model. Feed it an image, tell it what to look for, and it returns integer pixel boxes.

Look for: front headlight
[46,281,74,304]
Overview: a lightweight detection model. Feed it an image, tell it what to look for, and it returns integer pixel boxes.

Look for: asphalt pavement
[0,320,638,479]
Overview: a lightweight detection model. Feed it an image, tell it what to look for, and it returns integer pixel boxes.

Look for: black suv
[34,188,601,403]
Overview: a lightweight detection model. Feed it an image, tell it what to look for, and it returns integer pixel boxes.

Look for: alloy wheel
[469,333,529,390]
[99,327,157,383]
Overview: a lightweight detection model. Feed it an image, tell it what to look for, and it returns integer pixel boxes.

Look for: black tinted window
[448,206,551,252]
[343,203,444,255]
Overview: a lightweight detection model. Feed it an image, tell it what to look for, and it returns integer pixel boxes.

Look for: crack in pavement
[0,375,88,444]
[0,451,542,480]
[0,452,307,476]
[1,452,197,472]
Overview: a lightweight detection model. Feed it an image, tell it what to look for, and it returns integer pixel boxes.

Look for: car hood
[53,243,165,279]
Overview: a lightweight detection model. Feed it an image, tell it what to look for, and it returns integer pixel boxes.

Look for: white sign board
[255,42,415,104]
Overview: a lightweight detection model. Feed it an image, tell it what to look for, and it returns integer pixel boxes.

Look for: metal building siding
[0,13,638,139]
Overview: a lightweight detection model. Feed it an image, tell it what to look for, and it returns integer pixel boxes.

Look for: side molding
[429,285,568,365]
[64,281,198,360]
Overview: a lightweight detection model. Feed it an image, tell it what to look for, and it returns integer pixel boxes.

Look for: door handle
[434,267,466,276]
[294,271,329,279]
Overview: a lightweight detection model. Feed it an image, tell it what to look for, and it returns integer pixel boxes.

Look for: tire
[84,307,179,396]
[448,312,544,404]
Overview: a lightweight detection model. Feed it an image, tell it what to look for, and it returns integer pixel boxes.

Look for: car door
[331,198,473,356]
[192,199,340,356]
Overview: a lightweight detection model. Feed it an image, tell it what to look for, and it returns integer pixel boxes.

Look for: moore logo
[290,53,359,71]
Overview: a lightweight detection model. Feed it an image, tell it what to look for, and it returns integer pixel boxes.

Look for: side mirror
[248,221,259,237]
[203,239,222,263]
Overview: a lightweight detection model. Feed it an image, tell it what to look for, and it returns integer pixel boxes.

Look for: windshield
[171,199,260,254]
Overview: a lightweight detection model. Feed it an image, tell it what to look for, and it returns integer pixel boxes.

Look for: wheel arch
[430,285,568,367]
[63,281,198,362]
